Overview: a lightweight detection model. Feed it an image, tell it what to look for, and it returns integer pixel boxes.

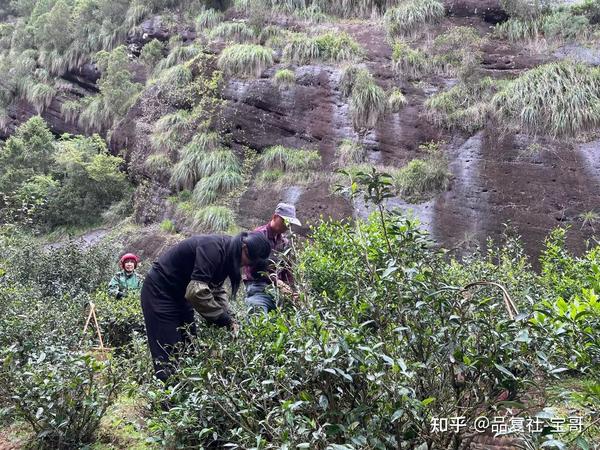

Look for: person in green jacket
[109,253,142,299]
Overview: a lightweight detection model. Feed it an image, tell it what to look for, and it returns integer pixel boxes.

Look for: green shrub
[388,88,406,113]
[0,346,120,448]
[139,39,165,67]
[160,218,177,234]
[273,68,296,87]
[385,0,445,38]
[492,61,600,137]
[209,21,255,43]
[155,43,201,73]
[24,81,56,114]
[146,206,570,449]
[572,0,600,23]
[542,9,590,40]
[393,146,451,203]
[144,153,172,178]
[426,77,499,133]
[217,44,273,78]
[283,34,320,65]
[391,40,429,79]
[196,8,224,31]
[197,149,240,177]
[193,205,235,231]
[336,138,366,165]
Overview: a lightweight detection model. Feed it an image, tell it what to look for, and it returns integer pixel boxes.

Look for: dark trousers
[140,270,196,382]
[244,281,277,314]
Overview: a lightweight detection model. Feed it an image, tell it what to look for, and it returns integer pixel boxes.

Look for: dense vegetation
[1,0,600,448]
[0,173,598,449]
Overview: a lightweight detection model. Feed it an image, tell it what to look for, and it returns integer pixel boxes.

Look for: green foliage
[170,132,222,190]
[500,0,555,20]
[154,41,201,73]
[46,134,130,228]
[1,120,128,230]
[494,16,543,41]
[283,31,362,64]
[259,145,320,171]
[335,138,366,165]
[144,153,173,179]
[542,9,590,40]
[273,68,296,87]
[193,204,235,231]
[385,0,445,38]
[192,169,243,205]
[159,218,177,233]
[392,40,428,79]
[236,0,401,18]
[0,346,120,448]
[347,67,387,132]
[146,198,583,448]
[388,88,406,113]
[208,21,255,42]
[217,43,273,78]
[139,38,165,67]
[572,0,600,24]
[492,61,600,137]
[496,10,590,41]
[426,77,500,133]
[393,142,451,203]
[196,8,224,31]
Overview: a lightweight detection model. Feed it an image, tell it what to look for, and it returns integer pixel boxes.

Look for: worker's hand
[276,280,293,296]
[230,320,240,338]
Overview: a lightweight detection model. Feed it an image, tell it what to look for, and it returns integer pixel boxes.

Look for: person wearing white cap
[242,202,301,313]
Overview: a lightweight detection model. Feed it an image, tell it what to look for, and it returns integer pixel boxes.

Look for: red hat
[119,253,139,269]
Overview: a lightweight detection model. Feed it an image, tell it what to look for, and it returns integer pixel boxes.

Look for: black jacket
[150,235,234,299]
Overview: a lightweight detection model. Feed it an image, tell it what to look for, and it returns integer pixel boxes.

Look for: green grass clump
[144,154,172,178]
[385,0,445,38]
[259,145,321,171]
[542,10,590,40]
[218,44,274,78]
[192,170,244,205]
[170,132,222,190]
[349,69,387,132]
[160,219,177,233]
[314,32,363,63]
[273,68,296,87]
[24,81,56,114]
[391,41,429,79]
[426,77,499,133]
[209,22,255,43]
[198,149,240,178]
[393,143,451,203]
[494,17,544,41]
[336,139,367,165]
[492,61,600,137]
[283,34,321,65]
[155,44,201,73]
[155,64,193,87]
[388,88,407,113]
[257,168,285,183]
[194,205,235,232]
[196,9,224,31]
[283,32,362,65]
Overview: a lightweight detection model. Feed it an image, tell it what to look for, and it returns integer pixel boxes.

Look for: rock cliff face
[4,7,599,260]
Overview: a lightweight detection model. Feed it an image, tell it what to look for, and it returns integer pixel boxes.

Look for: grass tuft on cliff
[492,61,600,137]
[209,22,255,43]
[193,205,235,232]
[218,44,274,78]
[385,0,445,38]
[283,32,362,65]
[273,68,296,87]
[196,9,224,31]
